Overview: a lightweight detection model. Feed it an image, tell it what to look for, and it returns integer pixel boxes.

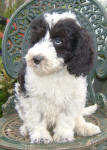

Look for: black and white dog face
[25,11,94,76]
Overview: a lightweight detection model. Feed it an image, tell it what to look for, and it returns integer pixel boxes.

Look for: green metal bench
[1,0,107,149]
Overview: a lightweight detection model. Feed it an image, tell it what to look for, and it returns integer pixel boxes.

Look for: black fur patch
[18,62,26,93]
[30,16,48,47]
[50,19,95,76]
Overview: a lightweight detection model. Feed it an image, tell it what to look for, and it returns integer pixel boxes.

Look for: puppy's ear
[67,28,95,76]
[30,17,48,47]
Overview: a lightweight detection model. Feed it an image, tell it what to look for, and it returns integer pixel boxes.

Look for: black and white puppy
[15,11,101,144]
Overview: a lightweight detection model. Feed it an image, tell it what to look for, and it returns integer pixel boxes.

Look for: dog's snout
[33,55,43,64]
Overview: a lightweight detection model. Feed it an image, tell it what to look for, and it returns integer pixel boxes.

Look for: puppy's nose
[33,55,43,64]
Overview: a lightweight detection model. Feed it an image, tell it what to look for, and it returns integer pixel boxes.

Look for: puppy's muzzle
[33,55,44,65]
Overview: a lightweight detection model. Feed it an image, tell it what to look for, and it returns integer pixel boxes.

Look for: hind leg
[75,116,101,136]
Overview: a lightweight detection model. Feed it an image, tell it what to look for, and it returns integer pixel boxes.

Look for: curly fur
[14,11,101,144]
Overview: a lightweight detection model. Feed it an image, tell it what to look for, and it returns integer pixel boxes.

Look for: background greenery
[0,0,25,117]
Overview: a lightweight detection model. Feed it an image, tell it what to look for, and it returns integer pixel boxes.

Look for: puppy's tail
[82,104,98,116]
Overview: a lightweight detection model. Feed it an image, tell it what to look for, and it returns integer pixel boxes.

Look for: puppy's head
[25,11,94,76]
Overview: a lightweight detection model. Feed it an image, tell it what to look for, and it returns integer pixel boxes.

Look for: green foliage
[0,56,15,117]
[0,0,5,16]
[0,39,2,50]
[0,0,25,17]
[0,0,26,117]
[4,1,24,18]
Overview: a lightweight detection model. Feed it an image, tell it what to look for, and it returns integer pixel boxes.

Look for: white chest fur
[23,67,87,122]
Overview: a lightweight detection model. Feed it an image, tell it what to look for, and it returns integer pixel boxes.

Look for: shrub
[0,0,25,117]
[0,56,15,117]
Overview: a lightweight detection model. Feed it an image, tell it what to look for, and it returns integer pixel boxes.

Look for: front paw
[20,124,28,137]
[53,132,74,143]
[30,131,53,144]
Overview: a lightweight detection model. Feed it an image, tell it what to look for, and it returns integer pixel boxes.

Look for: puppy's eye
[54,38,62,45]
